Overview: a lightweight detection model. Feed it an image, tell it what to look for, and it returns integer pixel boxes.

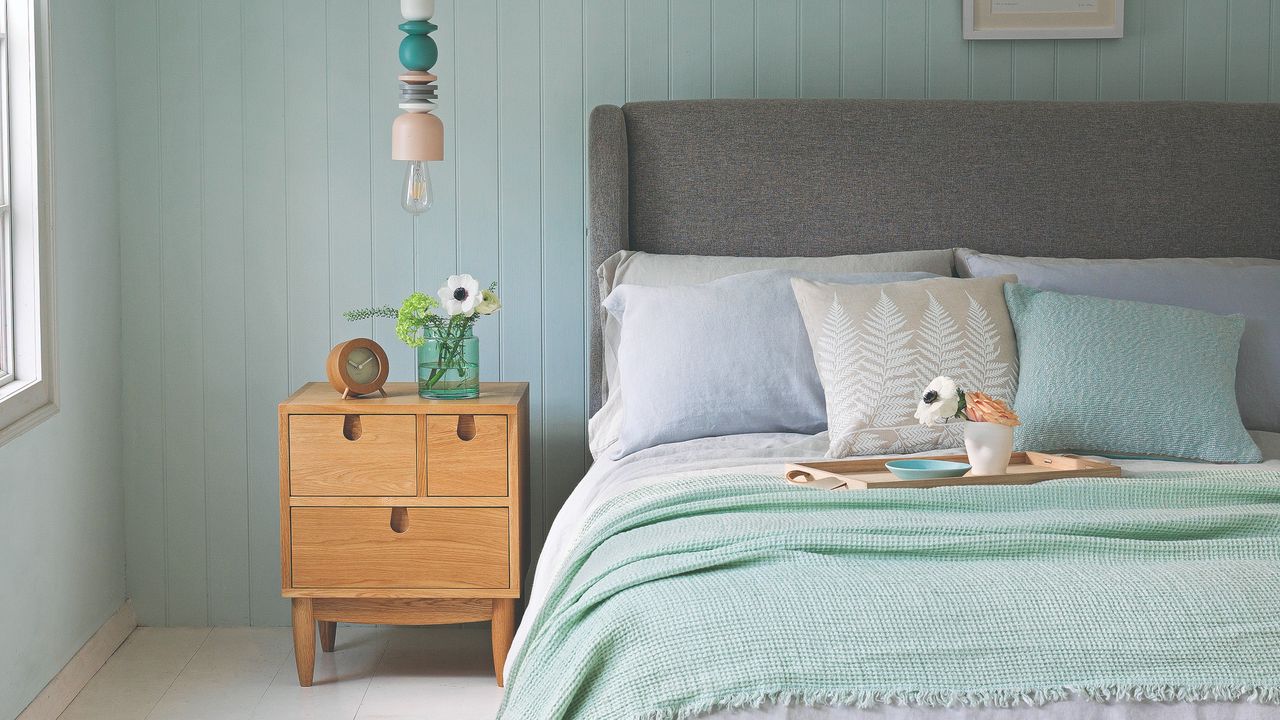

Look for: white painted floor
[58,624,504,720]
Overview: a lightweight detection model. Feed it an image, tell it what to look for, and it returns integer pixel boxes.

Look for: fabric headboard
[587,98,1280,413]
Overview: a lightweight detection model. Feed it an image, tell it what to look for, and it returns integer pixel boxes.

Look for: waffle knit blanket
[497,471,1280,720]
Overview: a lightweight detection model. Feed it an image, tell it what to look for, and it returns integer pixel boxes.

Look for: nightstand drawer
[290,507,509,589]
[426,415,508,497]
[289,415,417,496]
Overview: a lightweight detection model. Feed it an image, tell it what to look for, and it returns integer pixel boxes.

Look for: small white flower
[914,375,961,426]
[475,289,502,316]
[438,274,482,317]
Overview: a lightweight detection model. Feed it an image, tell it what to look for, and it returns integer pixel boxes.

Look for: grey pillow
[601,269,936,458]
[957,249,1280,432]
[597,249,956,402]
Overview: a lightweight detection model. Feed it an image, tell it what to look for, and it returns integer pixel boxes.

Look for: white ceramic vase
[964,422,1014,476]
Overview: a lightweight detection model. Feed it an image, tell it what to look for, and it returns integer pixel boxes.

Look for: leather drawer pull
[342,415,362,441]
[456,415,476,441]
[390,507,409,534]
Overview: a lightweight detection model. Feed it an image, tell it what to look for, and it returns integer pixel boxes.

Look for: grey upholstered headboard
[587,98,1280,413]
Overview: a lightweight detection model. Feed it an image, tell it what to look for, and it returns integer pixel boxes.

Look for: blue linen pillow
[602,270,935,458]
[1004,283,1261,463]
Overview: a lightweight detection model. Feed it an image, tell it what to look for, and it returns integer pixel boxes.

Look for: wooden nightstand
[279,382,529,687]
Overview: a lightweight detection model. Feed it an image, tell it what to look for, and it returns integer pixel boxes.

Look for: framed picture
[963,0,1124,40]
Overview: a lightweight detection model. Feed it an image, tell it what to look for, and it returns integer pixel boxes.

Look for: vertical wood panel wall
[116,0,1280,626]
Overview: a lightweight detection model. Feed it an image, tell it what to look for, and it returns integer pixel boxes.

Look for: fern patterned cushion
[1005,283,1262,463]
[791,275,1019,457]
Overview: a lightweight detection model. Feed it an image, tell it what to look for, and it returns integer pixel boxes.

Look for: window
[0,0,54,446]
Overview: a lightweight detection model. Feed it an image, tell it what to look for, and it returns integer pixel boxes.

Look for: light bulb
[402,161,434,215]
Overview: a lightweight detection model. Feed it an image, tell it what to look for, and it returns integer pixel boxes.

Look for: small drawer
[290,507,509,589]
[289,415,417,496]
[426,415,508,497]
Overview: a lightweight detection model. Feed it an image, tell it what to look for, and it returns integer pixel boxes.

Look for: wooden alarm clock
[326,338,390,399]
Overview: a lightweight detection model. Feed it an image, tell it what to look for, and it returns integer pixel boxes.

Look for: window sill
[0,376,58,448]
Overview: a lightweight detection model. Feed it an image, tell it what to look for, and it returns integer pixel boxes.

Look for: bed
[500,99,1280,719]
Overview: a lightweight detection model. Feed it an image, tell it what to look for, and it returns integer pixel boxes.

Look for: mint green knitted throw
[498,472,1280,719]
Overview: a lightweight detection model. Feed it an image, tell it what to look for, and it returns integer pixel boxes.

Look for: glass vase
[417,329,480,399]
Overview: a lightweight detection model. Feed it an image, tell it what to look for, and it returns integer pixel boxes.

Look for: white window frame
[0,0,55,447]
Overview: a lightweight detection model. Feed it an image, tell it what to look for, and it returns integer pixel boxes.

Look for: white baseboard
[16,600,137,720]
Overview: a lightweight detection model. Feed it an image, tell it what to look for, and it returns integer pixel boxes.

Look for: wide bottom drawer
[291,507,509,589]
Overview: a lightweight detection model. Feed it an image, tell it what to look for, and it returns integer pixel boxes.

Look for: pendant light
[392,0,443,215]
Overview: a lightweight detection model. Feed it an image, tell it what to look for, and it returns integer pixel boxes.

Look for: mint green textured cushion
[1005,284,1261,463]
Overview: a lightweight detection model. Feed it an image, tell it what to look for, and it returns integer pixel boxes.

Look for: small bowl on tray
[883,459,972,480]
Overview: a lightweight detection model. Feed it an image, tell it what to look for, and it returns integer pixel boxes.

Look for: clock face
[346,347,381,385]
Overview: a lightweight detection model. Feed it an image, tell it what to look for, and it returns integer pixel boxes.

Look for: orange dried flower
[963,391,1020,427]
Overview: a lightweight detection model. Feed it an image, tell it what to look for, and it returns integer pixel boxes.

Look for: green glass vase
[418,329,479,399]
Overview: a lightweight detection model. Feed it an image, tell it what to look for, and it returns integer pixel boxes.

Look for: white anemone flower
[438,274,482,317]
[914,375,961,426]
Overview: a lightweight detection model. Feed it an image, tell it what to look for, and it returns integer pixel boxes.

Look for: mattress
[508,430,1280,719]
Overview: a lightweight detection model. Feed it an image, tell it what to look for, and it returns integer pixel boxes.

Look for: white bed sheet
[508,431,1280,719]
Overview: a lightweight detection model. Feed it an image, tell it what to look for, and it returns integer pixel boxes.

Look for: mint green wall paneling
[841,0,884,97]
[1185,0,1229,99]
[1273,0,1280,99]
[415,0,458,292]
[969,42,1013,99]
[927,0,969,98]
[671,0,713,99]
[1142,0,1186,98]
[1012,41,1055,99]
[756,1,799,97]
[241,0,292,628]
[883,0,927,97]
[456,0,501,379]
[628,0,671,100]
[201,0,250,626]
[284,0,332,389]
[498,0,546,566]
[1055,41,1099,99]
[117,0,166,627]
[327,0,374,345]
[1099,0,1143,99]
[1226,0,1271,100]
[371,0,417,381]
[711,0,755,97]
[544,0,589,564]
[158,0,209,626]
[801,0,841,97]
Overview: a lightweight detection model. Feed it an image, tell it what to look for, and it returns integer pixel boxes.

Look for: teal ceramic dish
[884,459,972,480]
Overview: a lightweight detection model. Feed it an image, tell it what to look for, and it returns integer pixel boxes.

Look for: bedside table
[278,382,529,687]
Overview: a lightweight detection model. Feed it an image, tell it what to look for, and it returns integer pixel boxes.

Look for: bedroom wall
[0,0,123,716]
[115,0,1280,627]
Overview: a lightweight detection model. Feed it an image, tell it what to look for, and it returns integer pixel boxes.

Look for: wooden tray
[784,452,1120,490]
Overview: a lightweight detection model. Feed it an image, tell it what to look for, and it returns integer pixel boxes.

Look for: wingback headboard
[587,98,1280,413]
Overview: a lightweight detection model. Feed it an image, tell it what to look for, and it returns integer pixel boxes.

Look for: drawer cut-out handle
[456,415,477,441]
[342,415,362,441]
[390,507,409,533]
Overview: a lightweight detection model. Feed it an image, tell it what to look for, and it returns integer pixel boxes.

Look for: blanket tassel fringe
[644,685,1280,720]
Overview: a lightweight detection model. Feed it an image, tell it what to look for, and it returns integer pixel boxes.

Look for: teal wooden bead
[398,20,438,34]
[399,34,438,71]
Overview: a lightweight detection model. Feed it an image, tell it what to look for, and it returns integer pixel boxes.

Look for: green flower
[395,292,440,348]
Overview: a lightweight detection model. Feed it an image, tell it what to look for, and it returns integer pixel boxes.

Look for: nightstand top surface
[282,382,528,414]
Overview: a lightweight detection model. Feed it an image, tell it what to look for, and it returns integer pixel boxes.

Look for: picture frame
[963,0,1124,40]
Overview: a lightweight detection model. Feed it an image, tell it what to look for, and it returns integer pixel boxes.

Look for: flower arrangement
[914,375,1020,476]
[346,274,500,398]
[913,376,1020,427]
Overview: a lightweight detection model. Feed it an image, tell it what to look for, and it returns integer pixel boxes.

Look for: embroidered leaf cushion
[791,276,1019,457]
[1004,283,1261,463]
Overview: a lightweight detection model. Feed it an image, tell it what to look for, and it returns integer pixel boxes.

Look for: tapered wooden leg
[491,599,516,687]
[318,621,336,652]
[292,598,316,687]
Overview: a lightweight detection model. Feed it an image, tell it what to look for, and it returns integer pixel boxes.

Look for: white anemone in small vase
[915,375,1021,475]
[439,274,482,316]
